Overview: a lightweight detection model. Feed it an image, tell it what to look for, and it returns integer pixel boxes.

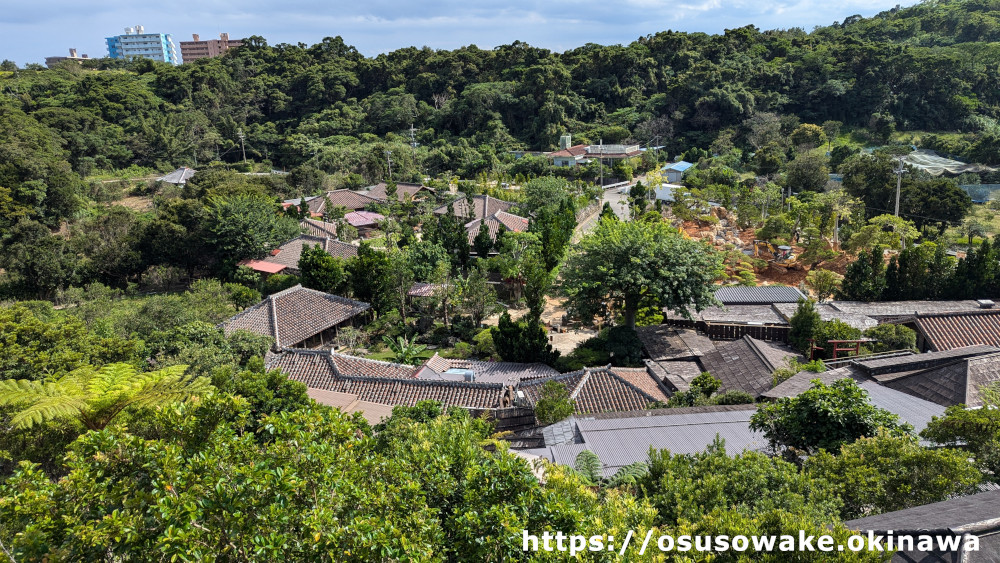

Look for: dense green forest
[4,2,1000,559]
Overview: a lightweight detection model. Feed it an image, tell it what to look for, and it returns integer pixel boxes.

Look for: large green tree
[561,218,723,329]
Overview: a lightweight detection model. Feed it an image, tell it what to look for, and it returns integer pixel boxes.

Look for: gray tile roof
[265,348,511,410]
[714,285,805,305]
[857,345,1000,380]
[698,336,801,397]
[914,310,1000,351]
[644,359,702,393]
[761,366,945,433]
[300,218,338,238]
[844,490,1000,563]
[771,302,878,330]
[221,285,370,348]
[829,300,985,319]
[666,304,788,325]
[636,325,715,360]
[413,353,559,385]
[366,182,434,203]
[881,352,1000,408]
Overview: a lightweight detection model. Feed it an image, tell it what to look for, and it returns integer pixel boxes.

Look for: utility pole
[385,149,393,181]
[599,138,603,188]
[409,123,417,156]
[237,129,247,164]
[893,155,907,216]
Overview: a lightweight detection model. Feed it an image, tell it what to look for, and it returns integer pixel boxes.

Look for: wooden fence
[471,407,537,433]
[663,318,790,343]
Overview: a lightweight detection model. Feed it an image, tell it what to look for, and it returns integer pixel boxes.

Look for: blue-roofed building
[106,25,180,65]
[661,160,693,183]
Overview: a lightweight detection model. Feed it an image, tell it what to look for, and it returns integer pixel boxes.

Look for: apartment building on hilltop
[180,33,242,62]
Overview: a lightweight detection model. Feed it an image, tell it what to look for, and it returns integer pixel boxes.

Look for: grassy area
[943,203,1000,247]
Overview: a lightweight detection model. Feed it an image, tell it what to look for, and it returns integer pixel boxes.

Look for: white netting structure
[903,149,997,176]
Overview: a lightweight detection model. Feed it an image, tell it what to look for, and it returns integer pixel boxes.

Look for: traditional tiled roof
[366,182,435,203]
[265,348,512,411]
[249,236,358,274]
[305,388,396,425]
[407,282,442,297]
[772,302,878,331]
[465,210,529,245]
[714,285,805,305]
[698,336,800,397]
[329,351,417,379]
[644,359,703,393]
[518,367,669,415]
[829,300,985,320]
[414,353,559,385]
[636,325,715,361]
[433,195,515,221]
[856,345,1000,380]
[300,218,338,238]
[665,304,787,325]
[344,211,384,228]
[844,490,1000,562]
[913,310,1000,351]
[879,352,1000,407]
[221,285,370,348]
[264,348,338,387]
[547,144,590,158]
[322,189,380,212]
[326,376,509,409]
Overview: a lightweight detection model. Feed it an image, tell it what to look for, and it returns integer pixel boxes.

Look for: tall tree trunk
[624,297,639,331]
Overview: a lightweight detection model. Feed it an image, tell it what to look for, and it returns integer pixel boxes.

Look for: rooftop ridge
[599,367,666,404]
[335,372,507,389]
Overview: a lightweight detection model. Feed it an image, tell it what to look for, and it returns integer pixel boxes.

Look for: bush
[535,381,576,425]
[606,326,644,367]
[863,324,917,353]
[712,390,755,405]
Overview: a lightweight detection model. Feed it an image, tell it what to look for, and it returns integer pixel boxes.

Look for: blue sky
[1,0,918,65]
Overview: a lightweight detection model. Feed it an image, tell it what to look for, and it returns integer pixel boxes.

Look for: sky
[1,0,919,65]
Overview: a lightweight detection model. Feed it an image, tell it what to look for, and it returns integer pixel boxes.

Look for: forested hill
[4,0,1000,187]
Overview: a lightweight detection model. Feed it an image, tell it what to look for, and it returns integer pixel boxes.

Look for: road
[574,185,634,241]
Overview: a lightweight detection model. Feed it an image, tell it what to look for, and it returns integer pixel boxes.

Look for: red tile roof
[547,144,589,158]
[221,285,370,348]
[300,218,338,238]
[322,189,380,212]
[433,195,515,221]
[256,235,358,274]
[465,210,529,245]
[518,366,669,415]
[414,353,560,385]
[344,211,384,228]
[914,310,1000,351]
[242,259,288,274]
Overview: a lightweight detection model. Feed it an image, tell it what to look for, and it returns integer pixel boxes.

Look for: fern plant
[0,363,211,430]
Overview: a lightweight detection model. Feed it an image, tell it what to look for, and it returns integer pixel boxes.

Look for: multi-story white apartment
[106,25,180,65]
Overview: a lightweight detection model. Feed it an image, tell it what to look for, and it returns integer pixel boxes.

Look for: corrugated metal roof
[662,161,693,172]
[714,285,806,305]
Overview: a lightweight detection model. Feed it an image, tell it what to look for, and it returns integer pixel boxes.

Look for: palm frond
[85,363,140,397]
[0,379,65,407]
[126,373,212,410]
[9,394,88,430]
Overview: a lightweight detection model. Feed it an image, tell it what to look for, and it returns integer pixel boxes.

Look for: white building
[106,26,180,65]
